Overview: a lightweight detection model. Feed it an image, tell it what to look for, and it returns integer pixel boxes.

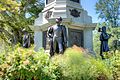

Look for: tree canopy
[0,0,44,45]
[96,0,120,27]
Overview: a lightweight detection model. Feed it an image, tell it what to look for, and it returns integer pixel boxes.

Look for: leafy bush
[110,53,120,80]
[0,46,61,80]
[0,45,117,80]
[52,47,113,80]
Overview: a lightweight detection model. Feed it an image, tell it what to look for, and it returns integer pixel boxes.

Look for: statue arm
[47,27,53,38]
[62,26,67,43]
[47,27,50,38]
[100,33,110,41]
[102,33,110,40]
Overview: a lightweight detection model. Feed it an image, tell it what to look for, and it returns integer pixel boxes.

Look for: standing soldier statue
[22,29,31,48]
[100,26,111,59]
[47,17,67,56]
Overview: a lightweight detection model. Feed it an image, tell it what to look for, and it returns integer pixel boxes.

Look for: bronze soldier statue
[100,26,111,59]
[47,17,67,56]
[22,29,30,48]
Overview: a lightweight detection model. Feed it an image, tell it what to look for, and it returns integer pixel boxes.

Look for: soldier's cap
[56,17,62,22]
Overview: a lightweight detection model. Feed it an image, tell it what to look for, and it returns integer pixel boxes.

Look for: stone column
[34,31,43,51]
[83,28,93,51]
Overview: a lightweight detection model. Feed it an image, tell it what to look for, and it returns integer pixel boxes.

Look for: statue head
[56,17,62,24]
[102,26,106,33]
[22,28,28,34]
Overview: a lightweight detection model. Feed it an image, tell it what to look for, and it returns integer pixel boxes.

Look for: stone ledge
[34,18,97,31]
[71,23,97,28]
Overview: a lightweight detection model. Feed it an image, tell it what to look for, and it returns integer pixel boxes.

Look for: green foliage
[2,46,120,80]
[93,31,101,55]
[108,27,120,51]
[0,0,44,45]
[0,0,20,13]
[110,53,120,80]
[96,0,120,27]
[20,0,44,18]
[52,48,113,80]
[93,22,120,55]
[0,46,61,80]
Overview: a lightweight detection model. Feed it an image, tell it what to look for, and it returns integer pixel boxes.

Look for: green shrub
[0,46,115,80]
[110,53,120,80]
[52,48,113,80]
[0,46,61,80]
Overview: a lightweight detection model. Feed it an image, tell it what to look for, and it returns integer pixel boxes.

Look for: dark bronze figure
[47,17,67,56]
[22,30,30,48]
[100,26,111,59]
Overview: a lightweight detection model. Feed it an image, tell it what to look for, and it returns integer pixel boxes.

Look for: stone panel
[43,31,47,49]
[34,31,43,51]
[68,28,83,47]
[84,28,93,51]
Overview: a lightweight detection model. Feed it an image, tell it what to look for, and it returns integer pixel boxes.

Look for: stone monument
[34,0,96,52]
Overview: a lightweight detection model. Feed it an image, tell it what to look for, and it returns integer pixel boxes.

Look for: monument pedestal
[34,0,96,52]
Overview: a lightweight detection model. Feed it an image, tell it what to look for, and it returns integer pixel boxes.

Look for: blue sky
[81,0,99,23]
